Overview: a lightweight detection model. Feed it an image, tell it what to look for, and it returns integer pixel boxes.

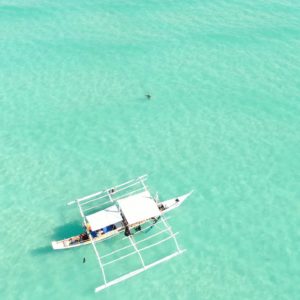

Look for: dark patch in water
[30,245,53,256]
[51,221,83,240]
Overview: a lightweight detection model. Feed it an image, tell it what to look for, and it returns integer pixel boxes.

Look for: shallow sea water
[0,1,299,299]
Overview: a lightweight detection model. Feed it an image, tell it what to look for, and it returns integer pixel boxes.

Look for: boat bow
[159,190,193,213]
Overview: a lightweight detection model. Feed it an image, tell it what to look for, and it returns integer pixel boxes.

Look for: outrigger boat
[52,175,192,292]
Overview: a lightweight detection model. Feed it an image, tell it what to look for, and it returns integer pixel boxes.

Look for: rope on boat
[143,226,154,234]
[143,216,161,234]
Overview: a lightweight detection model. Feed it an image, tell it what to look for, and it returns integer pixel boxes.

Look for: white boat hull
[51,227,123,250]
[51,191,192,250]
[158,191,193,213]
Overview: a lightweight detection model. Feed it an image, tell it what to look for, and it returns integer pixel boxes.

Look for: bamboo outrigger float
[52,175,192,292]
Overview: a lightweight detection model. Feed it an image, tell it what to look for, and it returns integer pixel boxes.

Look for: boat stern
[52,240,66,250]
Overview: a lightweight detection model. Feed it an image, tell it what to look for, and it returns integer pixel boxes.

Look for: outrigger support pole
[67,175,148,206]
[161,216,181,252]
[95,250,185,293]
[81,211,107,286]
[90,236,107,287]
[128,236,145,268]
[75,199,108,286]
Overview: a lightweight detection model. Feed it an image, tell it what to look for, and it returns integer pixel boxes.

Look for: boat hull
[51,191,192,250]
[52,227,123,250]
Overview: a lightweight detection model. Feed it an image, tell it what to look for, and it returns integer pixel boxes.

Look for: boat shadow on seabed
[31,221,83,256]
[50,221,83,241]
[30,245,53,256]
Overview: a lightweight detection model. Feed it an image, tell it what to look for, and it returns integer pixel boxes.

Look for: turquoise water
[0,0,299,299]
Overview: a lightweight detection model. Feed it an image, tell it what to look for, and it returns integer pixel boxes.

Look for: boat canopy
[86,205,122,231]
[117,191,161,225]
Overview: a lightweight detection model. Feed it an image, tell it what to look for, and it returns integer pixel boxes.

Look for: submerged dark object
[134,225,142,232]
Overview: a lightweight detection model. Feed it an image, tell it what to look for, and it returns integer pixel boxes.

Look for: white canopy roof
[117,191,161,225]
[86,205,123,231]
